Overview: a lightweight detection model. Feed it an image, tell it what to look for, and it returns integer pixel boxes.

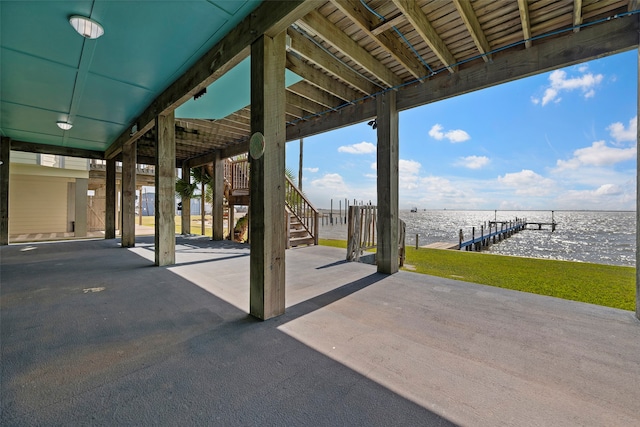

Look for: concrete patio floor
[1,236,639,426]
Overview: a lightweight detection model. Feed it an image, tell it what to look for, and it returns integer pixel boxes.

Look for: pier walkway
[2,236,640,426]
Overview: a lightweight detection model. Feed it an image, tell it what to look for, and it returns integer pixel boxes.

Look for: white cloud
[454,155,490,169]
[399,159,421,190]
[556,182,635,210]
[337,141,376,154]
[310,173,346,189]
[497,169,556,196]
[428,124,470,143]
[304,167,319,173]
[607,116,637,143]
[555,140,636,170]
[370,159,422,189]
[532,68,604,106]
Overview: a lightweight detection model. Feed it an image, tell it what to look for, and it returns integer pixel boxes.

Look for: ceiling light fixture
[69,15,104,39]
[57,121,73,130]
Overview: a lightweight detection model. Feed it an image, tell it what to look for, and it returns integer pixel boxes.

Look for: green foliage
[176,166,213,204]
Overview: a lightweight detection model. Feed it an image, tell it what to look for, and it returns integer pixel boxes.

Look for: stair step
[289,229,309,238]
[289,236,315,247]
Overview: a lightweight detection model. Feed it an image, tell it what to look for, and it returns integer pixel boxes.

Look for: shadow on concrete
[315,259,350,269]
[1,238,456,426]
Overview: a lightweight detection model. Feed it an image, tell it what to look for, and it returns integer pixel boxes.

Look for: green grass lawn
[319,239,635,311]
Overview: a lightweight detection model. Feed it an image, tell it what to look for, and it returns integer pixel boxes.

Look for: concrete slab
[1,236,639,426]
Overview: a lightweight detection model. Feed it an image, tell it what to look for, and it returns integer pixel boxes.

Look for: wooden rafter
[287,81,346,110]
[370,12,405,36]
[286,90,327,116]
[573,0,583,33]
[299,10,402,88]
[392,0,457,73]
[452,0,492,62]
[330,0,428,80]
[287,28,378,95]
[286,52,362,102]
[517,0,532,48]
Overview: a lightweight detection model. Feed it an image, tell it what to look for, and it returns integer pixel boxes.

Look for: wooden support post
[376,90,399,274]
[155,112,176,266]
[0,137,10,245]
[228,204,235,240]
[212,153,224,240]
[105,158,116,239]
[181,164,191,235]
[74,178,88,237]
[121,141,136,248]
[249,31,286,320]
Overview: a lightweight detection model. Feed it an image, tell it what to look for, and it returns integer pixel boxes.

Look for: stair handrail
[285,175,319,245]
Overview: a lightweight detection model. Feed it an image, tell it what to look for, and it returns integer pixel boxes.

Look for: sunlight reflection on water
[320,210,636,267]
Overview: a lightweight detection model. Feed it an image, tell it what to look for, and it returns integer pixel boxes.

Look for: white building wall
[9,175,70,234]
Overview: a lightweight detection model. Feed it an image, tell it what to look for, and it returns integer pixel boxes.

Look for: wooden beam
[299,10,402,88]
[121,141,136,248]
[573,0,583,33]
[370,12,405,36]
[331,0,428,80]
[286,97,377,142]
[287,90,326,116]
[392,0,457,73]
[452,0,492,62]
[9,140,104,160]
[285,16,639,142]
[155,112,176,266]
[0,137,9,245]
[250,32,287,320]
[105,0,317,159]
[286,52,362,102]
[287,81,344,110]
[517,0,532,48]
[376,90,399,274]
[287,28,378,94]
[105,158,116,239]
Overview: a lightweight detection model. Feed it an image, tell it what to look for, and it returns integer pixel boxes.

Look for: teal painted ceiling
[0,0,262,152]
[176,57,303,120]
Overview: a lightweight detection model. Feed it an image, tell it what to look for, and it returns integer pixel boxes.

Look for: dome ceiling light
[56,121,73,130]
[69,15,104,39]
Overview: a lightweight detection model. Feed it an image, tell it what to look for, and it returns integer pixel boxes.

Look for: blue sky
[286,50,637,211]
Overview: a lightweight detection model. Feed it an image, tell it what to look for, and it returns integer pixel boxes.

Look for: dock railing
[459,218,527,251]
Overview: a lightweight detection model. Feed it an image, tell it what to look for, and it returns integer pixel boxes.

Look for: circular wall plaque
[249,132,265,159]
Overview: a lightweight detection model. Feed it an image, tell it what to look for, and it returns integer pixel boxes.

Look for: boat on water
[410,207,418,213]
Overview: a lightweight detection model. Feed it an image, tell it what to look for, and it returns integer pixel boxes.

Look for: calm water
[320,210,636,267]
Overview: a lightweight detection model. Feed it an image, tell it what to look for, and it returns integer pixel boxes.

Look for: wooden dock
[416,212,559,252]
[459,218,527,252]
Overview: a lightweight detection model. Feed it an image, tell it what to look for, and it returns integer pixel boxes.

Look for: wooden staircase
[221,157,319,248]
